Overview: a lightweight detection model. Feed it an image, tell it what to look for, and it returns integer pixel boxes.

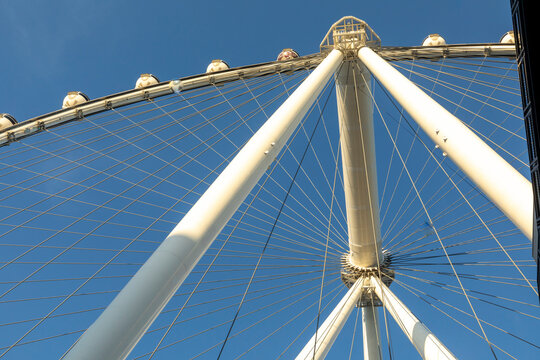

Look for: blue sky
[1,0,513,123]
[2,1,534,359]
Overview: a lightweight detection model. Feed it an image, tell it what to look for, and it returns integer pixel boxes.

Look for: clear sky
[1,1,533,359]
[0,0,513,123]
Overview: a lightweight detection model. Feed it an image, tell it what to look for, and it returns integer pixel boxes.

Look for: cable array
[0,53,537,359]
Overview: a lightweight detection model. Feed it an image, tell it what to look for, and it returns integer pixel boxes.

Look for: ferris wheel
[0,15,537,360]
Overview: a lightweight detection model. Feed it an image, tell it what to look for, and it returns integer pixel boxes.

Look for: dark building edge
[510,0,540,295]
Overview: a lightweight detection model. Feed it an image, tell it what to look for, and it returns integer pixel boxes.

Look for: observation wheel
[0,16,537,360]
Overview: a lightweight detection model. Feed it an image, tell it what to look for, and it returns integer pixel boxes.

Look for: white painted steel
[362,306,382,360]
[335,59,384,358]
[64,49,344,360]
[0,54,324,146]
[296,278,365,360]
[377,44,515,61]
[336,60,383,267]
[358,46,533,241]
[370,276,457,360]
[1,44,515,147]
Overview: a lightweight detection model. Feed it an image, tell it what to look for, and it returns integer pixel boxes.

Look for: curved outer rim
[378,43,516,61]
[0,43,515,146]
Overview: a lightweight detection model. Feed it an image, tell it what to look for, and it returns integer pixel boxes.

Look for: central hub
[340,251,395,307]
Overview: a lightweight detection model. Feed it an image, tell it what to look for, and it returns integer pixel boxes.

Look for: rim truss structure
[0,16,537,360]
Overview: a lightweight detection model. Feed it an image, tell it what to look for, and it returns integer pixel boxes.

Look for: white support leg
[336,60,383,267]
[336,59,383,360]
[357,46,533,241]
[64,49,344,360]
[370,276,457,360]
[296,278,365,360]
[362,305,382,360]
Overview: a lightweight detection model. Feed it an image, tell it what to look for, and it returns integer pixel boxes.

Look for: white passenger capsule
[62,91,90,109]
[206,59,229,73]
[500,31,515,44]
[422,34,446,46]
[277,48,299,61]
[0,113,17,130]
[135,74,160,89]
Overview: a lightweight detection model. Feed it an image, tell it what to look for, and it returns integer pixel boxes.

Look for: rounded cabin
[0,113,17,131]
[135,74,160,89]
[277,48,299,61]
[422,34,446,46]
[500,31,515,44]
[62,91,90,109]
[206,60,230,73]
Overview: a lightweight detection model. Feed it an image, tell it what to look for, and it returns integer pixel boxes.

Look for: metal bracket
[169,79,184,93]
[442,48,450,57]
[36,121,45,132]
[357,284,383,307]
[320,16,381,54]
[6,132,16,143]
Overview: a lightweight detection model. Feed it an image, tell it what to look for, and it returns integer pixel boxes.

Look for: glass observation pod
[135,74,160,89]
[0,113,17,131]
[421,33,447,46]
[500,30,515,44]
[62,91,90,109]
[206,59,230,73]
[277,48,300,61]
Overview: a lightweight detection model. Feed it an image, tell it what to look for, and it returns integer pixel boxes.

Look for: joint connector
[169,80,184,93]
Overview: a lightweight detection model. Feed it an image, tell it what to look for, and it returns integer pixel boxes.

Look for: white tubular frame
[64,49,344,360]
[335,59,383,359]
[362,306,382,360]
[296,278,365,360]
[358,46,533,241]
[0,55,325,147]
[0,45,514,147]
[336,60,383,268]
[370,276,457,360]
[377,43,515,61]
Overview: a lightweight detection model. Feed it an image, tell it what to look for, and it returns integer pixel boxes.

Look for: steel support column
[361,275,382,360]
[370,276,457,360]
[362,306,382,360]
[336,58,383,359]
[358,46,533,241]
[336,59,383,267]
[296,278,365,360]
[64,49,344,360]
